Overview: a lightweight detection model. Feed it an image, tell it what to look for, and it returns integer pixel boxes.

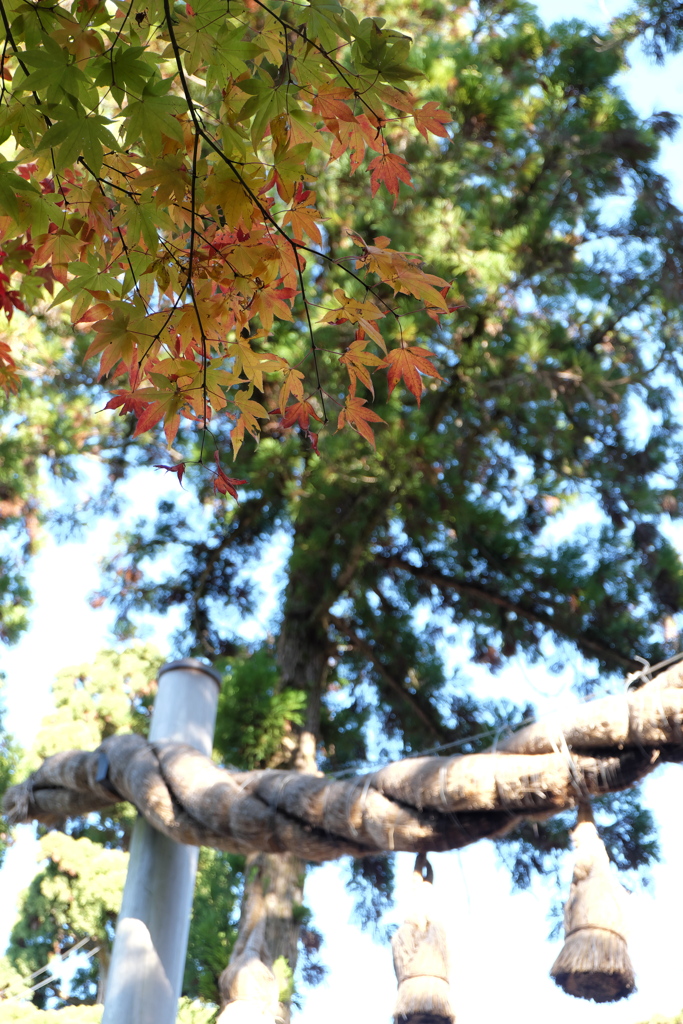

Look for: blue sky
[3,1,683,1021]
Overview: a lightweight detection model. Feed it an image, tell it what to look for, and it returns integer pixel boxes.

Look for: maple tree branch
[250,0,385,125]
[375,554,642,671]
[163,0,403,361]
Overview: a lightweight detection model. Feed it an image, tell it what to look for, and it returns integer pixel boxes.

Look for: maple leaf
[103,389,150,418]
[230,387,270,457]
[283,194,323,246]
[279,400,322,431]
[271,142,313,202]
[340,338,385,396]
[0,338,19,394]
[312,86,355,124]
[85,305,148,379]
[229,337,286,392]
[153,462,186,487]
[305,431,320,456]
[413,101,451,140]
[278,367,305,412]
[319,288,387,351]
[234,388,269,433]
[337,396,386,448]
[393,268,450,311]
[213,451,245,500]
[131,387,187,445]
[382,346,443,405]
[329,115,382,173]
[367,151,413,201]
[250,285,296,333]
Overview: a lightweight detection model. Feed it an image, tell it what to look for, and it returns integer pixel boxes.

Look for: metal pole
[102,658,222,1024]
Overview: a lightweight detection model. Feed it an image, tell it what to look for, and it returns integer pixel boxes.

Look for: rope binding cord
[550,801,635,1003]
[391,854,456,1024]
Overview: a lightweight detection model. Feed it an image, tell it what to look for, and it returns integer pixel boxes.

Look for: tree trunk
[218,483,392,1017]
[218,523,328,1018]
[96,944,110,1005]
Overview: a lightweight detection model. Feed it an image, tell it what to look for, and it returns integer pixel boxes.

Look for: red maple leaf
[213,451,246,500]
[367,151,413,202]
[104,389,150,418]
[305,430,320,456]
[278,400,322,431]
[0,338,19,394]
[383,346,442,405]
[153,462,186,487]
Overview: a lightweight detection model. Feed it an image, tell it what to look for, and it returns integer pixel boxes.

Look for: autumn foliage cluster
[0,0,455,482]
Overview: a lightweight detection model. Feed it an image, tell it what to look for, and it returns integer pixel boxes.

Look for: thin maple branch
[251,0,385,124]
[163,0,404,355]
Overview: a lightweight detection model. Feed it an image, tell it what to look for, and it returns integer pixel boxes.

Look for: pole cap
[158,657,223,688]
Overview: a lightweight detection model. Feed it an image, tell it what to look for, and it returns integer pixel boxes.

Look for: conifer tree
[3,0,683,1019]
[0,648,241,1016]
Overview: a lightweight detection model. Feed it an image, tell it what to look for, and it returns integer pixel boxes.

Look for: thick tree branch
[376,554,641,671]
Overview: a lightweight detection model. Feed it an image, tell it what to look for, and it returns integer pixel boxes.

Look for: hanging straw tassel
[391,853,456,1024]
[550,802,636,1003]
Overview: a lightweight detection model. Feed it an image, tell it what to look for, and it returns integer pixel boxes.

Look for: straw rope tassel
[550,802,636,1003]
[391,854,456,1024]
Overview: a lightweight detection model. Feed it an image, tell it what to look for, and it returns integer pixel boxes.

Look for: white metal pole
[102,658,222,1024]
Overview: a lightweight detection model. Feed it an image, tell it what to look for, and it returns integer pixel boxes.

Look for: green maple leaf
[93,46,157,106]
[206,25,264,88]
[19,37,90,101]
[50,261,121,308]
[38,113,119,175]
[303,0,351,51]
[122,78,185,150]
[0,163,39,221]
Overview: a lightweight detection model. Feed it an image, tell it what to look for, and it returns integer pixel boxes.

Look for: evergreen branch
[375,554,642,671]
[328,612,451,741]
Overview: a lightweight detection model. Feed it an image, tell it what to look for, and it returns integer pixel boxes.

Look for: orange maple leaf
[250,285,296,332]
[383,346,443,405]
[312,86,355,123]
[393,268,450,310]
[337,396,386,448]
[283,194,323,246]
[329,115,382,173]
[319,288,387,351]
[279,399,322,431]
[413,101,451,141]
[367,151,413,201]
[340,338,385,397]
[277,367,305,412]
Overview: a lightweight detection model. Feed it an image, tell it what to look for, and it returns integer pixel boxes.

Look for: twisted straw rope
[5,667,683,861]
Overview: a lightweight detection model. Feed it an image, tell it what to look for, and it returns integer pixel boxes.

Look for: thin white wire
[326,649,683,779]
[8,944,100,1003]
